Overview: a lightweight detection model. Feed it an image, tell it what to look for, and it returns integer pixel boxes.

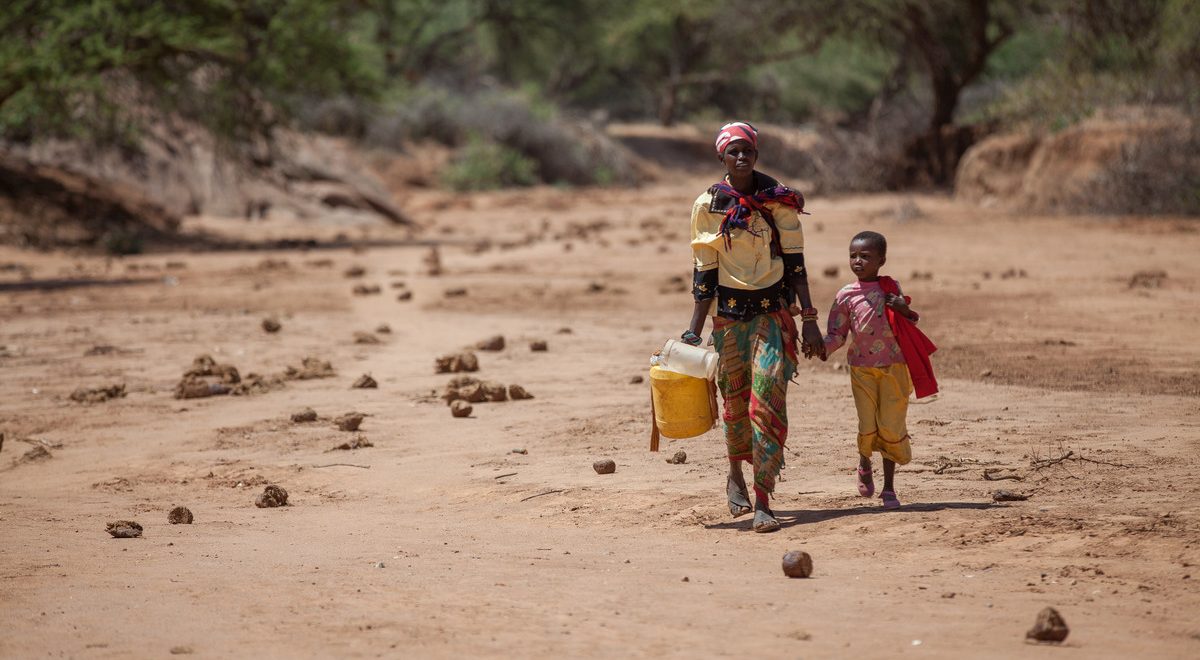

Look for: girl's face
[849,239,886,281]
[721,141,757,177]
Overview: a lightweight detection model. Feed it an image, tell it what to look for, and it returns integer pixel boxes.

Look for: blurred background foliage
[1,0,1196,188]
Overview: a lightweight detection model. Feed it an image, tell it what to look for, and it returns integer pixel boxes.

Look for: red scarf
[710,181,805,258]
[879,276,938,399]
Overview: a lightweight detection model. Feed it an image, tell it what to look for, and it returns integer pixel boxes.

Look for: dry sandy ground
[1,178,1198,659]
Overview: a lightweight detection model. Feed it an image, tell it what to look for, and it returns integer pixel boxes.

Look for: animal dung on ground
[396,290,413,301]
[352,374,378,389]
[475,335,505,351]
[175,354,240,399]
[593,459,616,475]
[782,551,813,578]
[1026,607,1069,643]
[291,407,318,423]
[482,381,508,402]
[106,520,143,538]
[69,383,126,403]
[327,436,373,451]
[529,340,548,352]
[665,450,687,465]
[353,331,381,345]
[335,413,365,432]
[284,356,335,380]
[255,485,289,508]
[352,284,381,296]
[508,384,534,400]
[168,506,194,524]
[993,490,1029,502]
[262,318,282,333]
[435,351,479,374]
[450,400,473,418]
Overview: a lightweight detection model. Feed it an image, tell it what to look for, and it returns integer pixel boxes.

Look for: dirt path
[1,182,1197,658]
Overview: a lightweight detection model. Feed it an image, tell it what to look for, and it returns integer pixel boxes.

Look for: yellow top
[689,173,805,317]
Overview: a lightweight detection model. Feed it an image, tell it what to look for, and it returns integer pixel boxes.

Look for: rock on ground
[782,551,813,578]
[665,450,687,465]
[69,383,127,403]
[508,384,534,400]
[475,335,505,351]
[291,407,318,423]
[168,507,194,524]
[435,351,479,374]
[351,374,378,389]
[1026,607,1069,643]
[335,413,365,432]
[106,520,143,538]
[593,459,616,474]
[284,356,335,380]
[450,400,473,418]
[262,318,282,333]
[529,340,548,352]
[255,485,289,508]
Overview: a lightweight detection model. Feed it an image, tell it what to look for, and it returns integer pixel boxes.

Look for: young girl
[684,121,825,533]
[823,231,936,510]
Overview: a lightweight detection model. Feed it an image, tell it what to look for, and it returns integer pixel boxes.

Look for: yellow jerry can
[649,366,718,449]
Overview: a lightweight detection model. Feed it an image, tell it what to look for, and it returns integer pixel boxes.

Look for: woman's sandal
[753,508,780,533]
[880,490,901,510]
[727,476,752,518]
[856,467,875,498]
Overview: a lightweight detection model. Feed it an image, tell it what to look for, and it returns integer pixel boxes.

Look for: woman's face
[721,141,757,177]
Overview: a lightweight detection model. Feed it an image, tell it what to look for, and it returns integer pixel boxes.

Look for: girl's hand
[885,293,909,312]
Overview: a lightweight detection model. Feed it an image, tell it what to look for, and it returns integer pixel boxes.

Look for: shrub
[442,136,538,190]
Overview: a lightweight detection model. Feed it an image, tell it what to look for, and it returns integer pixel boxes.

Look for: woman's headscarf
[714,121,758,155]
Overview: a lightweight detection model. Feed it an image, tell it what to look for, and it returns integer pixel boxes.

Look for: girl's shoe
[880,490,901,510]
[856,467,875,497]
[727,475,752,518]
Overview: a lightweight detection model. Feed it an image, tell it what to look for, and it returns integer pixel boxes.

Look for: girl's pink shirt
[823,280,905,367]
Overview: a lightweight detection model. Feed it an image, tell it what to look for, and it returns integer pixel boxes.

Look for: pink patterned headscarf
[714,121,758,155]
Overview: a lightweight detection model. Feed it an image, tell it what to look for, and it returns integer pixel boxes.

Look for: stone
[481,381,508,402]
[352,284,381,296]
[262,318,282,333]
[782,551,813,578]
[335,413,365,432]
[353,331,381,344]
[665,450,687,465]
[255,485,288,508]
[106,520,143,538]
[291,408,318,423]
[450,400,473,418]
[375,324,392,334]
[396,290,413,301]
[508,384,534,400]
[475,335,505,351]
[1026,607,1069,643]
[351,374,378,389]
[529,340,548,352]
[629,375,644,384]
[435,351,479,374]
[70,383,127,403]
[168,506,193,524]
[593,459,616,475]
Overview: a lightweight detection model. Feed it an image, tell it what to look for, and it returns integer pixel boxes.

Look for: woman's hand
[800,321,826,361]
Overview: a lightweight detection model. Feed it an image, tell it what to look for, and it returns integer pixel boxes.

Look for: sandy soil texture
[1,179,1198,658]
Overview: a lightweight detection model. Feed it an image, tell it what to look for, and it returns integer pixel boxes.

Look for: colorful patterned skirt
[711,309,799,503]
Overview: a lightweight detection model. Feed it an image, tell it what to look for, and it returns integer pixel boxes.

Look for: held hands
[800,321,826,361]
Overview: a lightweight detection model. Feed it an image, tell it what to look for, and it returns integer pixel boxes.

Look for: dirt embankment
[956,106,1199,215]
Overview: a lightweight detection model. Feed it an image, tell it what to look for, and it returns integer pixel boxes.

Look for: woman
[684,121,825,533]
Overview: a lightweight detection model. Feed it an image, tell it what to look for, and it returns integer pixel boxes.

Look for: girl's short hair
[851,231,887,255]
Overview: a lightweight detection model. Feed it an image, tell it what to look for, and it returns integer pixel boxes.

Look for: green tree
[0,0,379,143]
